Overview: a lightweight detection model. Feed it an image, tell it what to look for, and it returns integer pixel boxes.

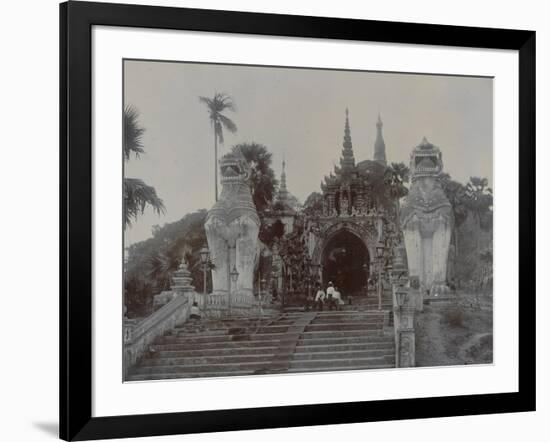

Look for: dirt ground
[415,295,493,367]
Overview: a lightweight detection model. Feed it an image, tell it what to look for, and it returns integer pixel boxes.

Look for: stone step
[175,324,290,337]
[154,331,391,352]
[173,329,230,338]
[153,339,284,352]
[293,349,392,361]
[304,323,383,332]
[127,362,397,380]
[311,316,386,323]
[139,353,275,367]
[301,328,387,338]
[298,335,391,347]
[131,354,396,376]
[173,317,277,329]
[287,364,395,374]
[283,311,387,319]
[158,332,286,345]
[131,360,272,375]
[156,345,279,358]
[126,371,256,381]
[290,355,395,370]
[295,341,394,353]
[155,341,393,359]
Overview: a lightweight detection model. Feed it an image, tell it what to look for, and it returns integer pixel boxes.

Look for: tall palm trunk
[214,128,218,201]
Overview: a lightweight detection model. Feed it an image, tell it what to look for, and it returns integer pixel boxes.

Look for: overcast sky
[124,59,493,246]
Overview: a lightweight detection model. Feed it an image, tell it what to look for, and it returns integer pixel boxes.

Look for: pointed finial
[374,113,387,165]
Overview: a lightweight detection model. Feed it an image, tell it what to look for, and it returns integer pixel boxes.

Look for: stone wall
[124,292,191,378]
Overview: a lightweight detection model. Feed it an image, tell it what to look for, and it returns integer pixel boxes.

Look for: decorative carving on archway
[311,219,378,268]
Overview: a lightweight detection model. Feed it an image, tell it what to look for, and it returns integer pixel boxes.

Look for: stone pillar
[392,285,419,368]
[396,327,416,368]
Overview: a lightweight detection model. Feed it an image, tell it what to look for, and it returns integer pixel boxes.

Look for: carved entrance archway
[322,230,369,294]
[311,221,377,295]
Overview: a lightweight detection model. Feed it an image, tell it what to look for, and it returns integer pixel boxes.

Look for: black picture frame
[60,1,536,440]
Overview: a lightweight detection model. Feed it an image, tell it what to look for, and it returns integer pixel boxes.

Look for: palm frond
[214,92,236,112]
[198,96,213,106]
[215,121,224,144]
[124,105,145,161]
[124,178,166,228]
[218,113,237,134]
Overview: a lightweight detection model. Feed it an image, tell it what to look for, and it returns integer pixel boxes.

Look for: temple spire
[276,158,289,204]
[280,159,287,194]
[374,113,387,165]
[340,108,355,174]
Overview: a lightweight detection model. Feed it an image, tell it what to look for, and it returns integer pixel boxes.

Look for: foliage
[124,105,145,160]
[278,219,309,293]
[232,142,278,214]
[124,210,208,318]
[123,106,165,228]
[124,178,165,228]
[440,173,468,228]
[198,93,237,144]
[303,192,323,216]
[384,162,410,199]
[259,219,285,248]
[199,93,238,200]
[124,275,154,319]
[464,177,493,230]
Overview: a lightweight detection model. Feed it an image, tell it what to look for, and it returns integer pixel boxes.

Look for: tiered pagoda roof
[319,109,391,216]
[321,110,387,193]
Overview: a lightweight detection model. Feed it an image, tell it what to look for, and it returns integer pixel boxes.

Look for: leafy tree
[199,93,237,201]
[303,192,323,216]
[440,173,468,258]
[124,274,154,319]
[465,177,493,232]
[232,143,278,214]
[124,211,208,317]
[124,106,145,160]
[123,105,165,228]
[124,179,165,228]
[259,219,285,247]
[384,162,410,214]
[278,219,308,295]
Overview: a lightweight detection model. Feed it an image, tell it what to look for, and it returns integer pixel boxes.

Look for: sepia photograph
[122,59,493,382]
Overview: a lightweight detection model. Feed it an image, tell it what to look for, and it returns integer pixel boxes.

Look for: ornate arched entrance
[309,219,379,295]
[321,230,370,295]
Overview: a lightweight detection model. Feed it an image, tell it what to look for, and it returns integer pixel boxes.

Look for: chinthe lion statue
[400,137,454,296]
[205,149,260,301]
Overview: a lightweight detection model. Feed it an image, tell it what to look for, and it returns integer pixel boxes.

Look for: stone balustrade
[124,292,191,378]
[198,291,255,317]
[124,260,197,377]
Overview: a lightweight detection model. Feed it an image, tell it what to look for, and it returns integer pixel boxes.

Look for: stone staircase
[126,307,395,381]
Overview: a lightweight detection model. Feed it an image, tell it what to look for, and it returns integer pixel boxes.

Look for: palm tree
[465,177,493,231]
[384,162,410,214]
[440,173,468,263]
[124,105,145,160]
[123,105,165,228]
[232,143,277,213]
[199,93,237,201]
